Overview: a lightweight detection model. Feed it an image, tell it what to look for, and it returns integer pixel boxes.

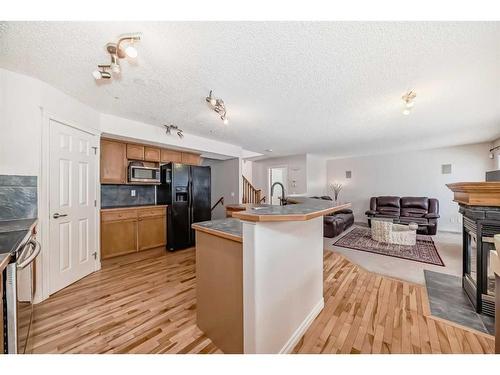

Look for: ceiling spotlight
[164,124,184,139]
[93,33,142,82]
[206,90,228,124]
[401,90,416,115]
[125,44,138,58]
[92,64,112,80]
[117,34,141,58]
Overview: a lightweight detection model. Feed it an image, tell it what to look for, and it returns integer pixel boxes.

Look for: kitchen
[100,137,210,259]
[0,131,237,353]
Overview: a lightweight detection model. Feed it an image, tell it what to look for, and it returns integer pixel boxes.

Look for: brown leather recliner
[311,196,354,238]
[365,196,439,235]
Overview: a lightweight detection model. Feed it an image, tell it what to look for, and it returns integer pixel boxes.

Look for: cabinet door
[161,149,182,163]
[127,144,145,160]
[101,219,138,259]
[181,152,201,165]
[101,139,127,184]
[138,216,166,251]
[144,147,161,162]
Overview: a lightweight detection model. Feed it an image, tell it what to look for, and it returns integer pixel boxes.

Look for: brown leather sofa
[365,196,439,235]
[311,196,354,238]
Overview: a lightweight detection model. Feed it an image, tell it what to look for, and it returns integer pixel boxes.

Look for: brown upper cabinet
[160,149,182,163]
[127,144,145,161]
[101,139,127,184]
[144,146,161,162]
[101,138,201,184]
[181,152,201,165]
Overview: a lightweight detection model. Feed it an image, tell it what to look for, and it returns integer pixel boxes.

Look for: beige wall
[202,158,241,219]
[326,142,494,232]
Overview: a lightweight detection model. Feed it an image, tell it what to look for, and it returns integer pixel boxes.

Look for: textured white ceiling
[1,21,499,157]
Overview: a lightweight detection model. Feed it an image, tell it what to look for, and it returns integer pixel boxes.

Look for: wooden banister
[242,176,265,204]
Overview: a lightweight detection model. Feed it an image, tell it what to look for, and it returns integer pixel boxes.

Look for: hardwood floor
[28,248,494,354]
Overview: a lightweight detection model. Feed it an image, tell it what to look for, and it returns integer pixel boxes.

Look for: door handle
[53,213,68,219]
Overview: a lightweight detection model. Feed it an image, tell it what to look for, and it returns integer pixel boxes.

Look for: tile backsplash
[0,175,38,220]
[101,185,156,208]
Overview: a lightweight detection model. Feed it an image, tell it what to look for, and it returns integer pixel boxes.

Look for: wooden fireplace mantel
[446,182,500,207]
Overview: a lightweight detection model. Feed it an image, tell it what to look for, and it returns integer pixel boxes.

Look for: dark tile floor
[424,270,495,335]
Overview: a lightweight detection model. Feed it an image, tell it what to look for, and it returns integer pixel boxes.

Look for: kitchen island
[192,197,351,354]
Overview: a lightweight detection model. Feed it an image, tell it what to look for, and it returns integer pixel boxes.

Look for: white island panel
[242,216,324,353]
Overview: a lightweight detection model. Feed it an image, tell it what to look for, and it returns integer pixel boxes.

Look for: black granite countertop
[101,204,161,210]
[192,218,242,241]
[0,218,37,272]
[232,196,352,222]
[0,218,38,233]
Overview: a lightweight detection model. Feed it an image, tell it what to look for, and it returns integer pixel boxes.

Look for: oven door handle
[17,239,41,270]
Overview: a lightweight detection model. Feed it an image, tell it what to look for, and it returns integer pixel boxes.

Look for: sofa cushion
[377,196,400,208]
[377,207,400,216]
[401,197,429,210]
[401,208,428,217]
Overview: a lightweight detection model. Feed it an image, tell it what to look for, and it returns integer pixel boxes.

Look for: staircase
[242,176,265,204]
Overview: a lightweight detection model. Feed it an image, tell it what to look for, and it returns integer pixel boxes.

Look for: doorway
[268,166,288,205]
[48,119,99,294]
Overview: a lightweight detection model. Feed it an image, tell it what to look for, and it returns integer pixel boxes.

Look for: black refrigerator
[157,163,211,250]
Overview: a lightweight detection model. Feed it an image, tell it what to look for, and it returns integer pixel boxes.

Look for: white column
[242,216,324,353]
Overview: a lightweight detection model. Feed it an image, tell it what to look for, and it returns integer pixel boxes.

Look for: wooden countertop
[446,182,500,207]
[231,197,352,222]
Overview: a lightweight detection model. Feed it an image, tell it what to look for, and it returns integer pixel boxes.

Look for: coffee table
[371,219,417,246]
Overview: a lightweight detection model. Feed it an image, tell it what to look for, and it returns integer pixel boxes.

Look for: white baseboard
[278,298,325,354]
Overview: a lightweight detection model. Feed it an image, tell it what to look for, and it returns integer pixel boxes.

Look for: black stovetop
[0,218,37,255]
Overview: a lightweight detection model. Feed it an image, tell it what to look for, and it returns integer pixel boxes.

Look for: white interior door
[269,166,288,205]
[49,119,98,294]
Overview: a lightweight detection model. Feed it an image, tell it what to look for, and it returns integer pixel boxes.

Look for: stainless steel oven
[5,236,41,354]
[128,163,160,184]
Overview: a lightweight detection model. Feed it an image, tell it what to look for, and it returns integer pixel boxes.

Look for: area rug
[333,227,444,266]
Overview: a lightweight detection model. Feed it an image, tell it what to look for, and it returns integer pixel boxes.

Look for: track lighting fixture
[402,90,416,115]
[164,124,184,139]
[206,90,228,124]
[92,64,112,80]
[92,33,142,81]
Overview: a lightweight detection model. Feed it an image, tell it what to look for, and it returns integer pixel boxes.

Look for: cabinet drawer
[138,207,166,219]
[101,210,138,222]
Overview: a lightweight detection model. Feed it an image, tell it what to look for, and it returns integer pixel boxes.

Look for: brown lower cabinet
[101,206,167,260]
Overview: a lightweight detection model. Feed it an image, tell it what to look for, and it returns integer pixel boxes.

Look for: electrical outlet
[231,192,235,197]
[131,189,136,197]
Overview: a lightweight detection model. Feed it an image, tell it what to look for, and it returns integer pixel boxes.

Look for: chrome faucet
[271,182,286,206]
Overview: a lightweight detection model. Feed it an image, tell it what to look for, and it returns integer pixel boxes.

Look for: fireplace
[447,181,500,317]
[462,207,500,316]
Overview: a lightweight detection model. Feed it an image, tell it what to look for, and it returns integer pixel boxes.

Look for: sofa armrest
[425,213,440,219]
[365,210,377,216]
